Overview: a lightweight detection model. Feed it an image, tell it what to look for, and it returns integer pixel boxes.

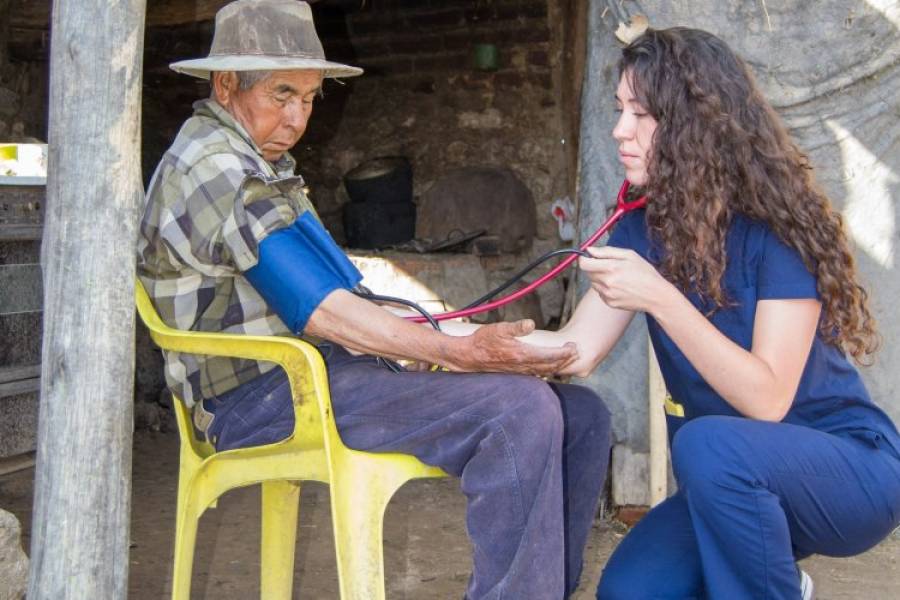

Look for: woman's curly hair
[620,27,879,362]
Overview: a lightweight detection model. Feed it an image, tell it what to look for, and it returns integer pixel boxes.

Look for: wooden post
[648,340,667,506]
[28,1,146,598]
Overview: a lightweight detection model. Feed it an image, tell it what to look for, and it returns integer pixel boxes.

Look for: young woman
[550,27,900,599]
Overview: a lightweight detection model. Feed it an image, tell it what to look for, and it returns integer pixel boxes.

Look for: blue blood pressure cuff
[244,211,363,334]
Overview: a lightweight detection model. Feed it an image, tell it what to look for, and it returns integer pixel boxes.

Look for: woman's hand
[578,246,675,314]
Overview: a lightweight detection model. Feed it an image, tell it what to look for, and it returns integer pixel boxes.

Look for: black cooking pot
[343,156,413,205]
[343,201,416,249]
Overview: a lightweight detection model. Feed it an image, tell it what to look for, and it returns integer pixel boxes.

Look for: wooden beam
[0,451,36,477]
[0,263,43,314]
[145,0,232,27]
[27,0,147,597]
[7,26,51,61]
[0,365,42,383]
[0,376,39,398]
[10,0,235,29]
[7,0,48,30]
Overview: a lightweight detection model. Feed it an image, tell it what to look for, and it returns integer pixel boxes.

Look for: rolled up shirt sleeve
[157,152,300,275]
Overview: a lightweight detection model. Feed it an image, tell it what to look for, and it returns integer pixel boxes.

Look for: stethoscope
[355,180,647,329]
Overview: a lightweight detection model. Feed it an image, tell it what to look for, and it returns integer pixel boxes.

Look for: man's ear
[211,71,239,106]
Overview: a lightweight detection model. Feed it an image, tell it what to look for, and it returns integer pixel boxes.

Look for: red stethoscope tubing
[406,180,648,323]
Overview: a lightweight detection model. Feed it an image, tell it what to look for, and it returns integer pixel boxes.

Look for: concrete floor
[1,430,898,598]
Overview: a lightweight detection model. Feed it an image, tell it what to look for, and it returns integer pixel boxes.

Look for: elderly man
[138,1,610,598]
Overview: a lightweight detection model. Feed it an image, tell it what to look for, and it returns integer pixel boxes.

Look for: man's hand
[451,319,579,376]
[308,290,578,377]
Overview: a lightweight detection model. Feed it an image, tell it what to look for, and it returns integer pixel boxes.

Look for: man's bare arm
[436,290,635,378]
[305,289,579,376]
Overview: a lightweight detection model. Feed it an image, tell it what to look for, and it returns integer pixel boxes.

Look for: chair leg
[260,480,301,599]
[330,470,402,600]
[171,496,201,600]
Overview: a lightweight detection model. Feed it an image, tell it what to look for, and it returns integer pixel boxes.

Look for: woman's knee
[671,416,756,489]
[596,557,692,600]
[596,567,636,600]
[598,496,703,599]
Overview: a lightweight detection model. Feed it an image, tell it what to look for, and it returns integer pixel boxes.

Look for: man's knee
[552,383,612,447]
[494,377,564,442]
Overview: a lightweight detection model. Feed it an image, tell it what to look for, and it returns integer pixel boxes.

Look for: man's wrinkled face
[213,69,323,163]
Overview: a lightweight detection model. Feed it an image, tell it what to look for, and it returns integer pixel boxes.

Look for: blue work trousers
[596,415,900,599]
[206,344,612,599]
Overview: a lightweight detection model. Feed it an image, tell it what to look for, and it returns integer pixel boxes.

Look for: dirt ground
[1,430,898,599]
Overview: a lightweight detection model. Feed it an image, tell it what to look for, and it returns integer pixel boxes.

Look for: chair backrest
[135,279,219,455]
[135,278,167,334]
[133,277,336,454]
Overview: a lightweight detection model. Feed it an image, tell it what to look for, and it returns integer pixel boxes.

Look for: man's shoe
[799,568,815,600]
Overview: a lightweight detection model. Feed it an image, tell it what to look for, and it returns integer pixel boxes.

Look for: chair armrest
[148,326,321,370]
[148,326,335,446]
[135,279,338,448]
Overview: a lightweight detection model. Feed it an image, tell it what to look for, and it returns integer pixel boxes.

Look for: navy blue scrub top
[607,209,900,459]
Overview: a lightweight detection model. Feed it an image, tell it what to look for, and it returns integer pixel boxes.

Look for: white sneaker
[799,569,815,600]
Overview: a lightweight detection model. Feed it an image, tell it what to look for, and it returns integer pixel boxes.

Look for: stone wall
[0,508,27,600]
[303,0,576,324]
[0,0,46,142]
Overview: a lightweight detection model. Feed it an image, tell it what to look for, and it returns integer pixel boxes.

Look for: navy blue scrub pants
[205,344,612,600]
[597,415,900,599]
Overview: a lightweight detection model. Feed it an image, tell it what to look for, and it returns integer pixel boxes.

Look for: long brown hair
[620,27,878,362]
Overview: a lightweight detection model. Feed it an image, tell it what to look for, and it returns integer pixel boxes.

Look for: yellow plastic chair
[134,280,447,599]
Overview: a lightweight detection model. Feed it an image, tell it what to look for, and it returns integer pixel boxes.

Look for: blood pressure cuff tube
[244,211,363,334]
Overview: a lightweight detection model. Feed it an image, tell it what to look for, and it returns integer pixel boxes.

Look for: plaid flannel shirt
[138,99,319,408]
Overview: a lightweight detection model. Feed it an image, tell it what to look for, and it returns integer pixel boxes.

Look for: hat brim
[170,55,363,79]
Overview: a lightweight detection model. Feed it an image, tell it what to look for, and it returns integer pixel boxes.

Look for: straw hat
[170,0,362,79]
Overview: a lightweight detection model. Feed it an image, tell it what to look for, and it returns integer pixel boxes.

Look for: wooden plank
[0,225,43,240]
[10,0,233,29]
[145,0,233,27]
[0,177,47,186]
[8,26,50,62]
[27,0,146,597]
[7,0,49,29]
[0,184,45,232]
[0,264,43,314]
[0,451,36,476]
[0,364,41,383]
[0,377,40,398]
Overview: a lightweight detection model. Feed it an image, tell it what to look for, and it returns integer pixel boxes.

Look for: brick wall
[323,0,552,85]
